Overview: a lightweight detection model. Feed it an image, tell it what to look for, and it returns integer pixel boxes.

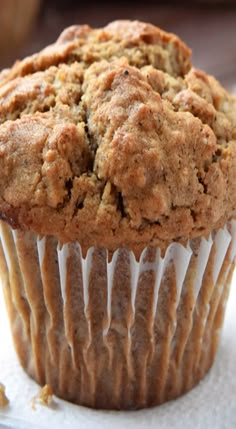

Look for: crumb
[31,384,53,410]
[0,383,9,408]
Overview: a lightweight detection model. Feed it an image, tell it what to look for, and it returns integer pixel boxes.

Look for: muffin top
[0,20,235,255]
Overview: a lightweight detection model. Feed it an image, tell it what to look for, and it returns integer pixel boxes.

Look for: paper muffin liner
[0,220,235,410]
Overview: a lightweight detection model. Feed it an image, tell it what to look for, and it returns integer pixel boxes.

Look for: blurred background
[0,0,236,91]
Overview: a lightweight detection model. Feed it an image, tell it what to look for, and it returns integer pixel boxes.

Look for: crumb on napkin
[0,382,9,408]
[31,384,53,410]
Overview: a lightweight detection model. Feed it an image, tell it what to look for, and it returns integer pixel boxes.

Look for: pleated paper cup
[0,220,235,410]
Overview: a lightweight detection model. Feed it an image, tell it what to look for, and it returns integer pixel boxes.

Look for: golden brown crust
[0,20,235,253]
[0,20,191,84]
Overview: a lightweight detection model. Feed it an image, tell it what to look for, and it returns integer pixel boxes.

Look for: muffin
[0,20,235,410]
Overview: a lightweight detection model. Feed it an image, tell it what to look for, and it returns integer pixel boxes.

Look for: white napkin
[0,273,236,429]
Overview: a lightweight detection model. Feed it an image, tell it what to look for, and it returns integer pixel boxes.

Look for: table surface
[5,3,236,93]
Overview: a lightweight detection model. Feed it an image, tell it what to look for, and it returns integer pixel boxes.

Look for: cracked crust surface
[0,20,236,255]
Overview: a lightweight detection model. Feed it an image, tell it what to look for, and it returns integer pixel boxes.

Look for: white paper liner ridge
[45,220,236,343]
[1,221,236,345]
[14,221,235,336]
[1,219,236,409]
[0,286,236,427]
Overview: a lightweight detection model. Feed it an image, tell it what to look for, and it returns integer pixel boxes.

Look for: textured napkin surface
[0,274,236,429]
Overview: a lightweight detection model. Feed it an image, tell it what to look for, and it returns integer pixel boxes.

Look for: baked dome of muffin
[0,20,235,255]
